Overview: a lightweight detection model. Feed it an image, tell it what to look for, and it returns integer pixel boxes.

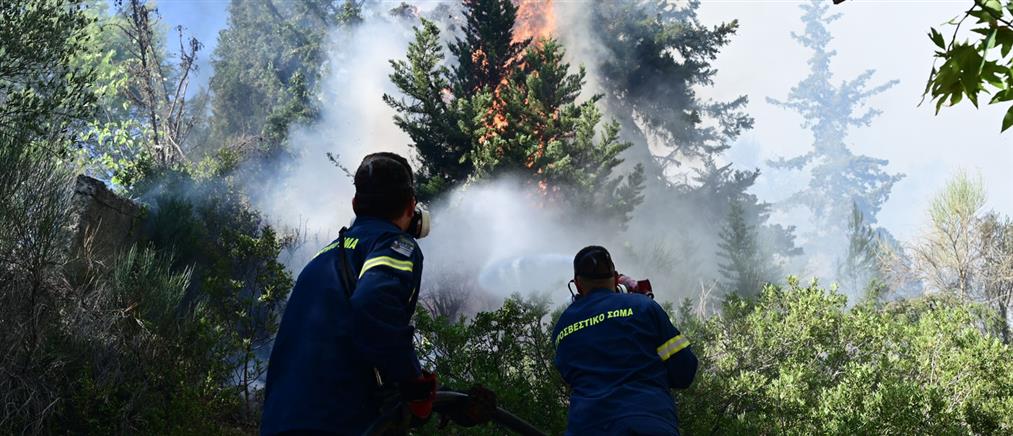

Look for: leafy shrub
[678,277,1013,435]
[140,169,293,419]
[416,280,1013,435]
[414,295,568,435]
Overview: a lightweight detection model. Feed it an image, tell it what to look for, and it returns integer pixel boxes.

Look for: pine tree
[717,198,780,297]
[448,0,527,94]
[589,1,753,175]
[209,0,360,151]
[768,0,903,236]
[387,1,644,225]
[838,202,880,294]
[580,1,799,289]
[474,39,645,225]
[385,19,473,200]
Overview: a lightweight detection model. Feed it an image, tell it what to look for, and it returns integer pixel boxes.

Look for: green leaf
[980,28,998,74]
[951,91,964,106]
[990,88,1013,103]
[930,27,946,49]
[983,0,1003,17]
[1003,105,1013,132]
[923,67,938,97]
[997,27,1013,57]
[969,9,994,23]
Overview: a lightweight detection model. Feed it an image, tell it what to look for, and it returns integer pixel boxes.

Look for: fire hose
[363,390,548,436]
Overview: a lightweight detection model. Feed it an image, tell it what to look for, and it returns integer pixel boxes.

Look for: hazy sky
[153,0,1012,242]
[153,0,229,91]
[695,0,1013,241]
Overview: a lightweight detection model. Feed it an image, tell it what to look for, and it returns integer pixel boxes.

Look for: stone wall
[66,175,143,276]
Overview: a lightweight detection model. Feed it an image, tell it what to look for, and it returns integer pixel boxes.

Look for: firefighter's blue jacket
[552,288,698,435]
[261,216,424,435]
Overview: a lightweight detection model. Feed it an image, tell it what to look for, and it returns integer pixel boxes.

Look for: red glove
[618,274,655,299]
[618,274,638,291]
[400,372,437,420]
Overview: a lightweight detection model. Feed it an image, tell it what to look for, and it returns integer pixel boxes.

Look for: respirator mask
[408,205,431,239]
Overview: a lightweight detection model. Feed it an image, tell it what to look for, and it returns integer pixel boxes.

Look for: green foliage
[0,1,97,430]
[717,198,781,297]
[209,0,359,150]
[587,1,798,293]
[140,169,294,413]
[590,0,753,166]
[414,295,568,435]
[680,278,1013,434]
[73,0,152,188]
[417,281,1013,435]
[0,127,80,435]
[449,0,525,95]
[838,202,882,297]
[57,247,243,435]
[925,0,1013,131]
[0,0,96,142]
[385,19,472,200]
[472,39,645,226]
[387,2,644,225]
[912,171,987,296]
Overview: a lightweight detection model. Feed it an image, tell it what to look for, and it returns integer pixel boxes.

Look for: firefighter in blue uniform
[262,152,436,435]
[553,246,698,435]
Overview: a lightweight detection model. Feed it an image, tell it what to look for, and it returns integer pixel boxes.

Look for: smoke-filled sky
[155,0,1012,243]
[695,0,1013,242]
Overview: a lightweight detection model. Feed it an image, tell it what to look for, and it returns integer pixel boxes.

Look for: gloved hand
[618,275,654,299]
[618,274,639,291]
[400,371,437,426]
[441,385,497,428]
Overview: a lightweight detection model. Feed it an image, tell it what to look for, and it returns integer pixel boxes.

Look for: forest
[2,0,1013,434]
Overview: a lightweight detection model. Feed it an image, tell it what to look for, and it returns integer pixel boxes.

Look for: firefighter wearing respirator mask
[262,152,436,435]
[553,246,698,435]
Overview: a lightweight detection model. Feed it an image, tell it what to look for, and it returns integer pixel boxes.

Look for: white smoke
[248,5,705,313]
[249,15,415,264]
[247,9,607,309]
[420,179,606,307]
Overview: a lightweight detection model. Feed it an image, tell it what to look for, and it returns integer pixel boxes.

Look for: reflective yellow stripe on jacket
[359,256,413,278]
[657,334,690,361]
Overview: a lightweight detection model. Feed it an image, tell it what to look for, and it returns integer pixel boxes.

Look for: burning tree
[386,0,643,225]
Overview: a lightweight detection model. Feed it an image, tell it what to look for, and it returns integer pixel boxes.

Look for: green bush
[680,277,1013,435]
[140,169,293,420]
[414,295,568,435]
[56,247,243,435]
[415,280,1013,435]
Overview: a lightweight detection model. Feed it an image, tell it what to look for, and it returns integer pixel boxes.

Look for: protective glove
[618,275,654,299]
[400,371,437,426]
[618,274,638,291]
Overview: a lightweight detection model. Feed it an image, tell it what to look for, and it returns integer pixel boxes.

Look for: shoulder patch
[390,236,415,257]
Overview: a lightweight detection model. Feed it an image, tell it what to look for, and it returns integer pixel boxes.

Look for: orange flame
[479,1,557,172]
[513,0,556,44]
